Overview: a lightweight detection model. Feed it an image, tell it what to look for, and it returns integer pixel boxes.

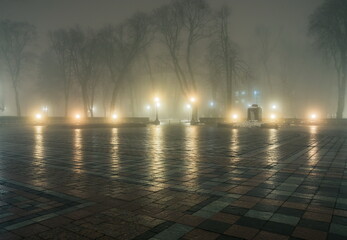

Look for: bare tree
[69,27,102,117]
[0,20,36,116]
[49,29,74,117]
[309,0,347,119]
[99,12,152,115]
[210,6,250,114]
[37,50,64,115]
[153,0,212,123]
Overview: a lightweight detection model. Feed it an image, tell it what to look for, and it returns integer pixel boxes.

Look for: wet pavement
[0,125,346,240]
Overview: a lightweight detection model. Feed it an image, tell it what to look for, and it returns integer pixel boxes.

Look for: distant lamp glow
[272,105,277,110]
[146,105,151,110]
[210,102,214,107]
[270,114,277,120]
[190,97,196,103]
[35,113,42,120]
[111,114,118,122]
[75,114,81,120]
[254,91,258,95]
[153,97,160,125]
[311,114,317,119]
[232,114,239,120]
[186,104,191,109]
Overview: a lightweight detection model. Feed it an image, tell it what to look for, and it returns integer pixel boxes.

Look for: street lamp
[189,96,198,125]
[231,113,239,123]
[270,114,277,122]
[154,97,160,125]
[75,114,81,123]
[112,114,118,121]
[186,104,192,123]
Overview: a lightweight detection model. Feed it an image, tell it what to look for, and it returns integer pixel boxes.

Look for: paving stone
[0,126,346,239]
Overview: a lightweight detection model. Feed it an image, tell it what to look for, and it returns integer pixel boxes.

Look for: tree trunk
[13,83,21,117]
[191,104,198,124]
[64,92,69,117]
[110,86,119,114]
[81,85,89,118]
[336,66,346,119]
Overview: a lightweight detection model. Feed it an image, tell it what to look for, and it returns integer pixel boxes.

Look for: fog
[0,0,340,120]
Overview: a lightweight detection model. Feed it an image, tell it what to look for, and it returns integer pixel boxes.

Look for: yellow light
[232,114,238,120]
[311,114,317,119]
[186,104,191,109]
[156,102,160,107]
[154,97,160,102]
[35,113,42,119]
[270,114,277,120]
[190,97,196,103]
[112,114,118,120]
[75,114,81,119]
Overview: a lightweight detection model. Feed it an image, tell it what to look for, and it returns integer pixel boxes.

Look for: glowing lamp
[270,114,277,120]
[35,113,42,120]
[75,114,81,120]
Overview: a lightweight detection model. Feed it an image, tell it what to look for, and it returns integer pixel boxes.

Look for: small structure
[247,104,262,121]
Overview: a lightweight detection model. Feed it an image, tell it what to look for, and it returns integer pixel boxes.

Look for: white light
[190,97,196,103]
[112,114,118,119]
[270,114,276,119]
[75,114,81,119]
[272,105,277,109]
[254,91,258,95]
[154,97,160,102]
[210,102,214,107]
[241,91,246,95]
[311,114,317,119]
[232,114,238,119]
[146,105,151,110]
[186,104,191,109]
[35,114,42,119]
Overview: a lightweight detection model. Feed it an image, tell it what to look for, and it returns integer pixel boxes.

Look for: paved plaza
[0,125,347,239]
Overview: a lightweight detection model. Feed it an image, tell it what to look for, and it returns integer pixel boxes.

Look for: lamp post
[186,104,191,123]
[154,97,160,125]
[190,97,198,125]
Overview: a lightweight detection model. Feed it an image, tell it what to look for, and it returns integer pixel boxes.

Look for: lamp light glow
[232,114,239,120]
